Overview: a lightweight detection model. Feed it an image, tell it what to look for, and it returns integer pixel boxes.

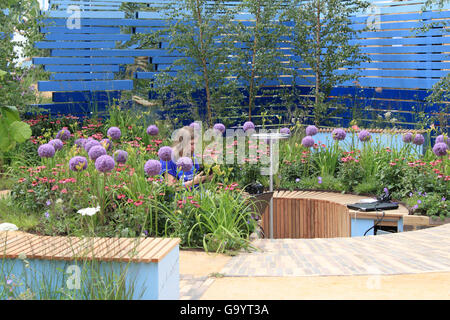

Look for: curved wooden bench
[0,231,180,300]
[260,191,410,239]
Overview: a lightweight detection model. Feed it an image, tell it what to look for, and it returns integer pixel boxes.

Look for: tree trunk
[248,1,262,121]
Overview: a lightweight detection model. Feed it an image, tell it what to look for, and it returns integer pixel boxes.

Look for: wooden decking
[0,231,180,263]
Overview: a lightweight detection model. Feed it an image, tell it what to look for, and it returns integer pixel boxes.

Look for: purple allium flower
[88,146,107,161]
[176,156,193,172]
[107,127,121,140]
[301,136,315,148]
[38,144,55,158]
[433,142,448,157]
[413,134,425,146]
[56,128,71,141]
[436,135,449,146]
[100,138,112,151]
[146,125,159,136]
[318,176,322,184]
[158,146,173,162]
[305,125,318,136]
[332,128,346,141]
[402,132,413,143]
[189,122,201,130]
[213,123,226,133]
[280,127,291,135]
[74,138,87,148]
[243,121,255,132]
[95,155,115,173]
[114,150,128,164]
[69,156,88,172]
[48,139,63,151]
[358,130,371,142]
[144,159,162,176]
[84,140,101,153]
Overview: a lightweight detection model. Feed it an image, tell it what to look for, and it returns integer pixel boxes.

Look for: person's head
[171,126,196,161]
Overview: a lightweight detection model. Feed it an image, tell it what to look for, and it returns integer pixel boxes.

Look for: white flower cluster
[77,206,100,216]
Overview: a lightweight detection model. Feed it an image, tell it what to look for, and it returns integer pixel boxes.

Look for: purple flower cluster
[88,146,107,161]
[114,150,128,164]
[176,156,193,172]
[69,156,88,172]
[243,121,255,132]
[402,132,413,143]
[74,138,87,148]
[305,125,318,136]
[433,142,448,157]
[95,155,115,173]
[358,130,371,142]
[301,136,315,148]
[413,134,425,146]
[158,146,173,162]
[84,140,101,153]
[107,127,121,140]
[49,139,63,151]
[56,129,71,141]
[38,144,55,158]
[144,159,161,176]
[280,127,291,135]
[101,138,112,151]
[436,135,449,147]
[147,125,159,136]
[332,128,346,141]
[213,123,226,133]
[189,122,201,130]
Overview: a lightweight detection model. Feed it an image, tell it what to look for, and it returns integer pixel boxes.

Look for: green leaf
[9,120,32,143]
[0,120,13,151]
[0,106,20,125]
[0,69,7,80]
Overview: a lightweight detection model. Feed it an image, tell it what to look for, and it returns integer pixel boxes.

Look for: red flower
[117,194,126,199]
[61,188,68,194]
[134,201,143,207]
[51,185,59,191]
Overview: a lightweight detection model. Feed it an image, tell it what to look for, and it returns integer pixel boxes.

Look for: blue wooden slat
[55,6,121,10]
[41,18,173,27]
[45,65,120,72]
[50,73,115,80]
[38,80,133,92]
[33,57,134,64]
[52,91,121,103]
[32,102,108,115]
[360,45,450,54]
[36,41,117,49]
[353,37,450,46]
[44,34,131,41]
[46,11,125,19]
[40,26,121,33]
[50,49,170,56]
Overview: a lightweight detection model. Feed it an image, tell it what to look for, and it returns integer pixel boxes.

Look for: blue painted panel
[33,57,134,64]
[51,49,167,56]
[41,18,174,27]
[47,10,125,19]
[38,80,133,92]
[52,91,121,102]
[50,73,115,80]
[45,34,131,41]
[45,65,120,72]
[352,218,374,237]
[40,26,121,33]
[36,41,117,49]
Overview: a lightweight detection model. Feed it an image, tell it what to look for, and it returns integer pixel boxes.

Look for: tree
[154,0,242,127]
[230,0,287,121]
[282,0,370,125]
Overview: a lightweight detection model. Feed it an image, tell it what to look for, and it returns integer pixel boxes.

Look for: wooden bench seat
[0,231,180,300]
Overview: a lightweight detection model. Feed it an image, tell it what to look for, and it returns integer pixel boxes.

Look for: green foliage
[0,106,32,154]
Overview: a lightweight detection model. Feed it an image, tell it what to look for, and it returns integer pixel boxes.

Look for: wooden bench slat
[151,238,180,262]
[140,238,174,263]
[132,238,167,263]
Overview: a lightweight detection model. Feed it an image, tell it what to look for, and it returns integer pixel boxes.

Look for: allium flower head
[402,132,413,143]
[147,125,159,136]
[69,156,88,172]
[358,130,371,142]
[114,150,128,164]
[158,146,173,162]
[436,135,449,147]
[433,142,448,157]
[56,128,71,141]
[332,128,346,141]
[88,145,107,161]
[100,138,112,151]
[280,127,291,135]
[107,127,121,140]
[243,121,255,132]
[84,139,101,153]
[144,159,162,176]
[301,136,315,148]
[49,139,63,151]
[176,156,193,172]
[189,122,201,130]
[74,138,87,149]
[305,125,318,136]
[38,144,55,158]
[213,123,226,133]
[413,134,425,146]
[95,155,115,173]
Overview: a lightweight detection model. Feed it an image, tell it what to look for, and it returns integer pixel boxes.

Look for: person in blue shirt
[160,126,212,189]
